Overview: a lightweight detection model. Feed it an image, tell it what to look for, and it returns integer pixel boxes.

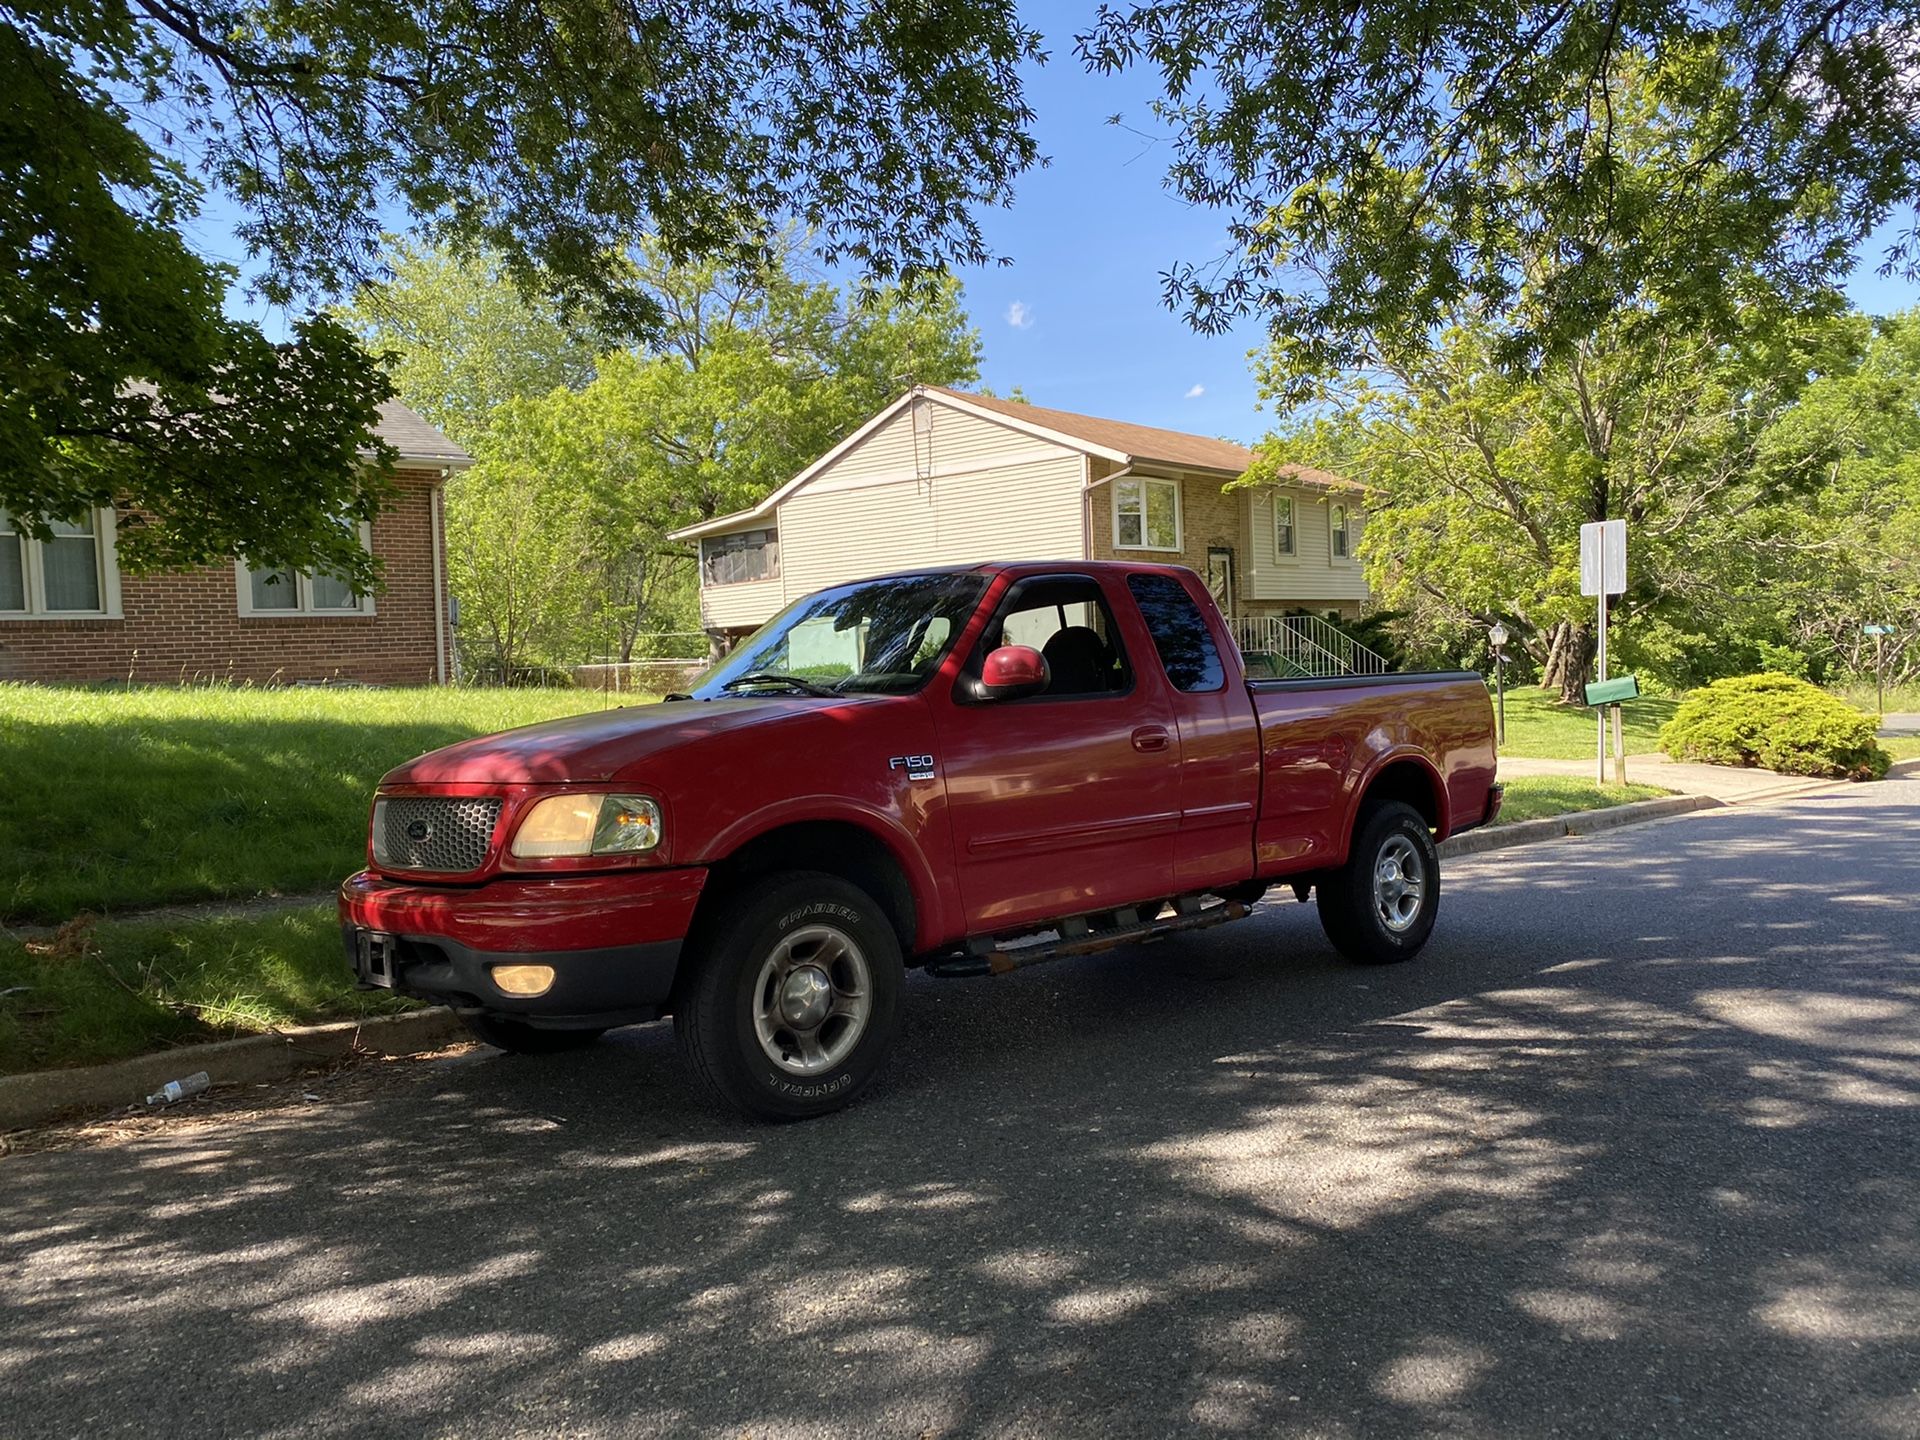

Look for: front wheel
[1317,800,1440,964]
[674,872,903,1120]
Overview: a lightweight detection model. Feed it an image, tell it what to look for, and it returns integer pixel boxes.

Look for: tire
[461,1014,607,1054]
[675,872,904,1121]
[1316,800,1440,964]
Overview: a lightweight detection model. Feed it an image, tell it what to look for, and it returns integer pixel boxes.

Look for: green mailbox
[1584,674,1640,706]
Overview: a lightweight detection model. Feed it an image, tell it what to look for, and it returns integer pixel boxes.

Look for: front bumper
[338,866,707,1026]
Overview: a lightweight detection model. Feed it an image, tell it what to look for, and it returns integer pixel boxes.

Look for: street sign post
[1580,520,1628,783]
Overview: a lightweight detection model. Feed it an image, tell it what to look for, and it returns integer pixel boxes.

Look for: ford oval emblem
[405,818,432,843]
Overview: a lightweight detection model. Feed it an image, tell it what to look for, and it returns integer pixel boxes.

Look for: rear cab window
[1127,573,1226,693]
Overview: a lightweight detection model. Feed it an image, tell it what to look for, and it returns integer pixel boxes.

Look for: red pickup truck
[342,562,1499,1118]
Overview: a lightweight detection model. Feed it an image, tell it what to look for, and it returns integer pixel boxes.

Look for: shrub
[1659,673,1891,780]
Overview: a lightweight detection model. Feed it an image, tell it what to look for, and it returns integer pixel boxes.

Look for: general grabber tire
[1316,800,1441,965]
[461,1015,607,1053]
[674,872,904,1121]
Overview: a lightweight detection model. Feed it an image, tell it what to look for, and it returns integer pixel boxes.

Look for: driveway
[4,778,1918,1438]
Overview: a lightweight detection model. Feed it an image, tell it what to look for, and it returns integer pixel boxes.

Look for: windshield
[688,573,990,698]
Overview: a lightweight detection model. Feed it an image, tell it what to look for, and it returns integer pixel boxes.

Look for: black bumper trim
[343,926,682,1026]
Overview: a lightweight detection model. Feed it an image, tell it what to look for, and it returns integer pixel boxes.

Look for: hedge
[1658,674,1891,780]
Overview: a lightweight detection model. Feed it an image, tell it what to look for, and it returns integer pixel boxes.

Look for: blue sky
[205,0,1920,445]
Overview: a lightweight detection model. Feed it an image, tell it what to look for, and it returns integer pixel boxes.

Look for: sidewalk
[1881,712,1919,736]
[1496,752,1836,803]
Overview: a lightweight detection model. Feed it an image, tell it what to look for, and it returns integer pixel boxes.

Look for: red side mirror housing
[976,644,1049,701]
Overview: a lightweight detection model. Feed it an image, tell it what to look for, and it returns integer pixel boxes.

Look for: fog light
[491,964,556,997]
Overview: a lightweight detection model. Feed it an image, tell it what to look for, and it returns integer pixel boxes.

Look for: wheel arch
[1342,752,1449,858]
[688,815,925,966]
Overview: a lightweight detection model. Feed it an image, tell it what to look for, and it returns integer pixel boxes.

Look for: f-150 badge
[889,754,937,781]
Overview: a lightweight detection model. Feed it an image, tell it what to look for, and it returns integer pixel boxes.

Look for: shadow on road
[3,791,1918,1436]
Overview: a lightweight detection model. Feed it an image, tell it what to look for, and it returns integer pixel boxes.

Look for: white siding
[700,575,785,631]
[1244,487,1369,603]
[806,397,1077,494]
[777,453,1085,599]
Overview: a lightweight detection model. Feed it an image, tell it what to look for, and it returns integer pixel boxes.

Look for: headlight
[510,794,662,858]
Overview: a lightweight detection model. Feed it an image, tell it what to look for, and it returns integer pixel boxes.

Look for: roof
[375,401,470,467]
[920,386,1254,475]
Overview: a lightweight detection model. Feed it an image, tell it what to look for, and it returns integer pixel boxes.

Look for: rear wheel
[675,872,903,1120]
[461,1014,607,1054]
[1317,800,1440,964]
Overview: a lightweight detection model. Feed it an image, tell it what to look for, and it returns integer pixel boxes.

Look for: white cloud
[1185,383,1206,399]
[1006,301,1034,330]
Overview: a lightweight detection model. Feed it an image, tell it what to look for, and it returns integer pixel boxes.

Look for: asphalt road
[5,778,1919,1438]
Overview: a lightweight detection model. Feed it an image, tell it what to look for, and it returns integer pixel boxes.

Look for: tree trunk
[1542,621,1595,705]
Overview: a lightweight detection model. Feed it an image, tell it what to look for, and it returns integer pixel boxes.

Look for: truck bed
[1246,670,1499,876]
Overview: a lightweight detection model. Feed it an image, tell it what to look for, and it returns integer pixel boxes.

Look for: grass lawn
[1493,776,1671,825]
[0,685,633,924]
[0,904,415,1074]
[1885,736,1920,760]
[1494,687,1682,760]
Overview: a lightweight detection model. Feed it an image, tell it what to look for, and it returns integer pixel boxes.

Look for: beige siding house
[671,386,1368,645]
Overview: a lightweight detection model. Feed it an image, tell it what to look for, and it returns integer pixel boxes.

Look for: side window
[967,576,1130,699]
[1127,573,1225,693]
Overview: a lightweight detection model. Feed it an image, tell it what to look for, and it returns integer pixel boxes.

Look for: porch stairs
[1231,614,1390,679]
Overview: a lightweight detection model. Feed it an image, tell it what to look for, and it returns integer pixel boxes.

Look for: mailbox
[1584,674,1640,706]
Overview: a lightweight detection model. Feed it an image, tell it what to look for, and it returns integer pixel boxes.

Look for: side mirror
[974,644,1049,701]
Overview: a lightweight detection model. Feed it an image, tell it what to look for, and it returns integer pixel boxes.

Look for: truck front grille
[372,797,503,874]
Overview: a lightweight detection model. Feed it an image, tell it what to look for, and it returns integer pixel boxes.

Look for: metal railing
[1231,614,1390,678]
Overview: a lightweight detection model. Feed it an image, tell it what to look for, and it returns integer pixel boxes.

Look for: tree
[442,455,598,682]
[442,242,981,671]
[6,0,1039,576]
[1744,313,1920,685]
[336,244,612,452]
[1078,8,1920,386]
[1247,303,1854,702]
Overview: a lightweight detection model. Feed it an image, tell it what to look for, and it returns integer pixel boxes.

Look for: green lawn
[1885,736,1920,760]
[1494,687,1682,759]
[0,903,415,1074]
[0,685,633,924]
[1493,775,1671,825]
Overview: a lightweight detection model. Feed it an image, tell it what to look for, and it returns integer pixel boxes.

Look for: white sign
[1580,520,1627,597]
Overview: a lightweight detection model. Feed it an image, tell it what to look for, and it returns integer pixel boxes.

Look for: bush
[1658,673,1891,780]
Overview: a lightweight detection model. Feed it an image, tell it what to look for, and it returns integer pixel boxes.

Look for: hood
[383,695,876,786]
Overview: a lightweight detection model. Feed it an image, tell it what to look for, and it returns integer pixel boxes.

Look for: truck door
[929,572,1181,935]
[1124,571,1263,892]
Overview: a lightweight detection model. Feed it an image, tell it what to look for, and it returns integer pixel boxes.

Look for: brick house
[0,402,469,685]
[672,385,1368,647]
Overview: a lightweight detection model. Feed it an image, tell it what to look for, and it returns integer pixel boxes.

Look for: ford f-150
[341,561,1500,1118]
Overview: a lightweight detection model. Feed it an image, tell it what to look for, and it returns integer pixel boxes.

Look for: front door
[1206,547,1235,620]
[929,572,1181,935]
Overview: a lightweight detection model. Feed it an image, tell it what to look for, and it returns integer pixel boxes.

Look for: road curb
[1889,756,1920,778]
[1439,794,1722,859]
[0,1007,464,1133]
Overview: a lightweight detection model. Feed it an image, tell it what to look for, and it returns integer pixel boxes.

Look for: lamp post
[1489,621,1509,751]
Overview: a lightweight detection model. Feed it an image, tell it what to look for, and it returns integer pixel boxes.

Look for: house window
[1331,504,1351,559]
[702,529,780,586]
[0,508,118,618]
[237,522,375,616]
[1273,496,1295,556]
[1113,477,1181,551]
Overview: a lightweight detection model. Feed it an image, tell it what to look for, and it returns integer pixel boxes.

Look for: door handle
[1132,726,1172,753]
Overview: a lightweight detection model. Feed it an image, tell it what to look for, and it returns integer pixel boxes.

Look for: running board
[925,900,1250,979]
